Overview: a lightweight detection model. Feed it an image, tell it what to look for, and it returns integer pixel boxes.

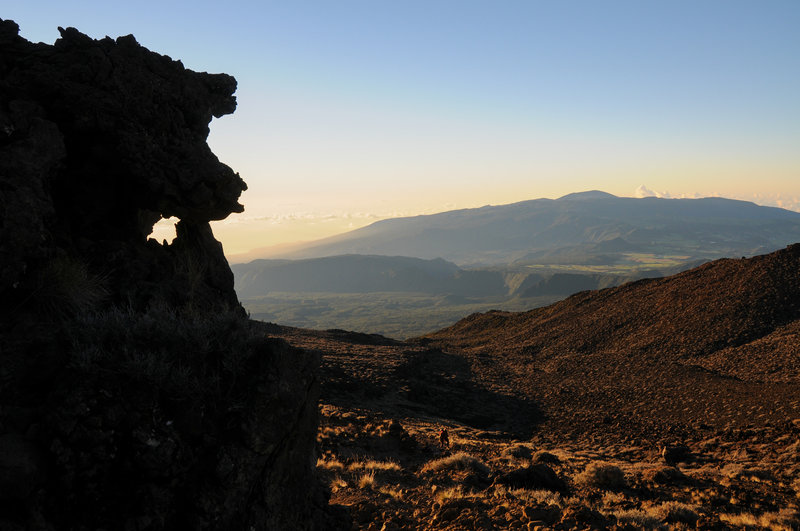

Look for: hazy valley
[233,192,800,337]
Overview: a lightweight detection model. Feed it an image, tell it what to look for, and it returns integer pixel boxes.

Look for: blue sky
[5,1,800,256]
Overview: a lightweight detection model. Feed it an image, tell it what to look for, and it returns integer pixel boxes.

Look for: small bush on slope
[576,462,626,490]
[421,452,491,475]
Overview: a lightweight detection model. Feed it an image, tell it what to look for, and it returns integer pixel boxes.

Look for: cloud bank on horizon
[634,185,800,213]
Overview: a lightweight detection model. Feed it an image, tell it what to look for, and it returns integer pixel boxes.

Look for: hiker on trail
[439,428,450,449]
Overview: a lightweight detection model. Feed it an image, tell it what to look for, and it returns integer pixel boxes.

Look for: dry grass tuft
[719,508,800,530]
[421,452,491,475]
[330,476,348,493]
[435,486,468,503]
[600,491,626,506]
[316,457,345,472]
[349,459,402,472]
[721,463,774,482]
[378,486,404,499]
[612,509,661,528]
[358,471,376,489]
[651,501,699,525]
[493,486,566,507]
[576,462,626,490]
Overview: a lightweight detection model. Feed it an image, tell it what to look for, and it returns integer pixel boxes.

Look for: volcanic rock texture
[0,20,330,530]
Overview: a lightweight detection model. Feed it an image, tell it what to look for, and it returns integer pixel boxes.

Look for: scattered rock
[560,505,608,527]
[532,450,561,465]
[661,443,691,465]
[644,465,686,484]
[495,464,567,492]
[502,444,533,460]
[523,505,561,524]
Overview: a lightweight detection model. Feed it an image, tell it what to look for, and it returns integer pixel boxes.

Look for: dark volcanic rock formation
[0,20,331,530]
[0,18,244,310]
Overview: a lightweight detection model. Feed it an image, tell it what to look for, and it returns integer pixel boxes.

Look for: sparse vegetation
[316,458,345,472]
[67,303,254,399]
[349,459,402,472]
[314,399,800,530]
[719,508,800,530]
[29,255,108,317]
[421,452,491,475]
[434,486,468,503]
[291,243,800,530]
[612,509,662,528]
[357,471,376,489]
[652,502,699,525]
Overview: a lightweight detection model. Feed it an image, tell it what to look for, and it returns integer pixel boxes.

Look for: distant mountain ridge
[255,192,800,266]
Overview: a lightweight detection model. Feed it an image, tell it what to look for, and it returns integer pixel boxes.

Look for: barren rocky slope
[269,244,800,529]
[420,243,800,436]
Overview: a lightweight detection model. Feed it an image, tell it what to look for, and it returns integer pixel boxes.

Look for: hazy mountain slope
[264,192,800,265]
[232,255,505,297]
[423,243,800,382]
[233,254,688,299]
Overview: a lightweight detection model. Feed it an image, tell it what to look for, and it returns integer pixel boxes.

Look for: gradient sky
[6,1,800,257]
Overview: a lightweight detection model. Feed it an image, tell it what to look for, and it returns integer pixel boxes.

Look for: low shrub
[501,444,533,460]
[421,452,491,475]
[720,509,799,530]
[67,303,255,400]
[612,509,661,528]
[652,502,699,525]
[576,462,626,490]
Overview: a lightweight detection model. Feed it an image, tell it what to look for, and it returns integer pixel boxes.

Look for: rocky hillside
[0,20,333,530]
[414,244,800,440]
[425,243,800,380]
[265,241,800,529]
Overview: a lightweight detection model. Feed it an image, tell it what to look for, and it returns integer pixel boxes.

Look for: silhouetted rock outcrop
[0,18,244,310]
[0,20,332,530]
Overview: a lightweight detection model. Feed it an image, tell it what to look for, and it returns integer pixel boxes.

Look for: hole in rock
[148,216,178,245]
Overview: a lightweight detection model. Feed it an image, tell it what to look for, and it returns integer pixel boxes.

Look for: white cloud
[634,185,672,199]
[747,193,800,213]
[630,186,800,213]
[634,186,711,201]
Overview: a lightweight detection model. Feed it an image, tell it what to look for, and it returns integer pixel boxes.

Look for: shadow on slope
[268,325,543,437]
[393,348,543,436]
